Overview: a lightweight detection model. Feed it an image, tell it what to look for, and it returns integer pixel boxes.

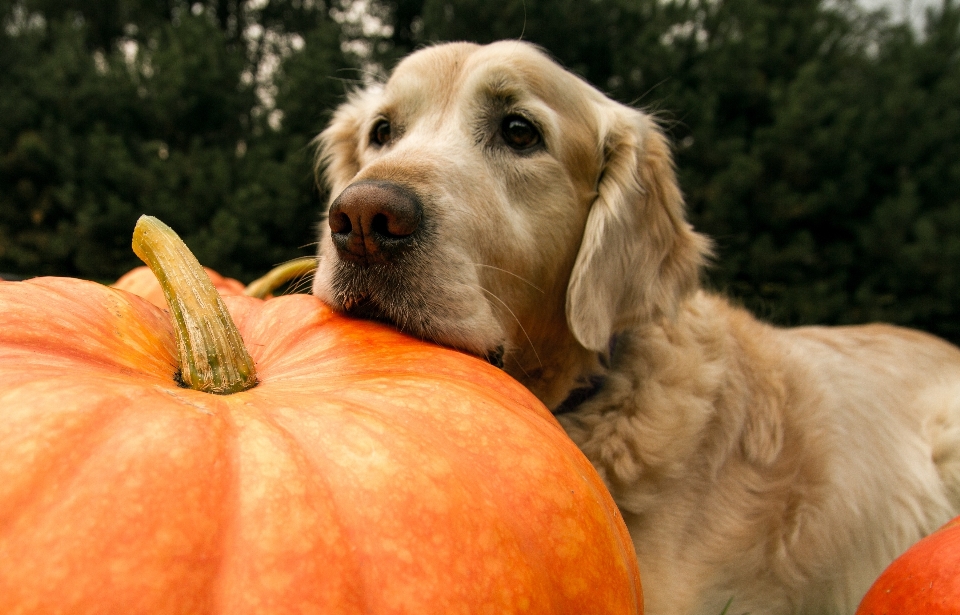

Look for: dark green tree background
[0,0,352,281]
[3,0,960,343]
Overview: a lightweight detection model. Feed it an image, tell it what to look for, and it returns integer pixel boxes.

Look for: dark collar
[551,334,618,416]
[552,374,606,415]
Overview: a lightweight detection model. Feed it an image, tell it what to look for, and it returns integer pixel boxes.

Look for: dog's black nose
[328,180,423,265]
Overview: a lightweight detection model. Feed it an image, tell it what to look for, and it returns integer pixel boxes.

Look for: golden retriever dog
[311,40,960,614]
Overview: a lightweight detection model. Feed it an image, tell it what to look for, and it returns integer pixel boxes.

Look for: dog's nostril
[329,211,352,235]
[371,212,417,239]
[371,213,391,238]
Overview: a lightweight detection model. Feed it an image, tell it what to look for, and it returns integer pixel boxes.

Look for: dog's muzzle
[327,180,423,267]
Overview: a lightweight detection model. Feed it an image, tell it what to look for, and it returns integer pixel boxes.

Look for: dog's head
[312,41,709,406]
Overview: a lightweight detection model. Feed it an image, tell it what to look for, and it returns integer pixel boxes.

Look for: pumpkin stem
[132,215,258,394]
[244,256,318,299]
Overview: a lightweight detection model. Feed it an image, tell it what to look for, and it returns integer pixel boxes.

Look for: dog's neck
[506,332,614,413]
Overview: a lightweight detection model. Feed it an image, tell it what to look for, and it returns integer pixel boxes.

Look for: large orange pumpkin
[856,515,960,614]
[0,219,642,614]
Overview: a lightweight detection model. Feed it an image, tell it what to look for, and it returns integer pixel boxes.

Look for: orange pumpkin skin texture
[0,277,642,615]
[856,515,960,614]
[114,265,246,308]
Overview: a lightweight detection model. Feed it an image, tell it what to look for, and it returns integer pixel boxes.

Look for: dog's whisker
[467,262,544,294]
[247,257,317,298]
[286,273,315,295]
[468,283,542,371]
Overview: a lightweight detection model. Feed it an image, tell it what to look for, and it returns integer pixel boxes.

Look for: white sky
[860,0,945,25]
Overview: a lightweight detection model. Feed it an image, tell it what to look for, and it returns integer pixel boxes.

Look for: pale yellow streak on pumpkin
[270,390,562,612]
[263,396,539,614]
[214,407,333,613]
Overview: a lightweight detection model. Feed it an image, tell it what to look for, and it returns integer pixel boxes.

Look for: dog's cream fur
[312,41,960,614]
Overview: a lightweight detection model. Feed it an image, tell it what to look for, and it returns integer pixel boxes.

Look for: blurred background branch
[2,0,959,342]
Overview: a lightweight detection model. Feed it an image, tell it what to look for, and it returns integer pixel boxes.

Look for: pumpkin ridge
[205,403,243,615]
[0,278,177,380]
[259,404,373,613]
[0,386,124,530]
[211,402,370,613]
[570,459,644,611]
[265,401,526,610]
[222,295,336,377]
[263,389,631,612]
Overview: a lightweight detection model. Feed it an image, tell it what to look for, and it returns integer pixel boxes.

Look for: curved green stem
[132,215,258,395]
[244,256,317,299]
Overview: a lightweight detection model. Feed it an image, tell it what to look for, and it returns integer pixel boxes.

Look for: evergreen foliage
[0,0,351,281]
[3,0,960,343]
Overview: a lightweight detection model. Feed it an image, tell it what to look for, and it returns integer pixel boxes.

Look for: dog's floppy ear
[566,106,711,352]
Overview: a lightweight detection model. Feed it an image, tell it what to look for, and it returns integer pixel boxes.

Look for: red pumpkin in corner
[856,515,960,615]
[0,217,642,614]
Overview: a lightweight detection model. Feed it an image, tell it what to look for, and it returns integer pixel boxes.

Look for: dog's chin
[340,293,378,319]
[314,252,510,368]
[333,292,506,369]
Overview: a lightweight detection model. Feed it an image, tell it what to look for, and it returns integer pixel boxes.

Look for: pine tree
[0,0,353,282]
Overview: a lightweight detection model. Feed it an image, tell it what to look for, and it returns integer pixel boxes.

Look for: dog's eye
[370,119,392,147]
[501,115,541,150]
